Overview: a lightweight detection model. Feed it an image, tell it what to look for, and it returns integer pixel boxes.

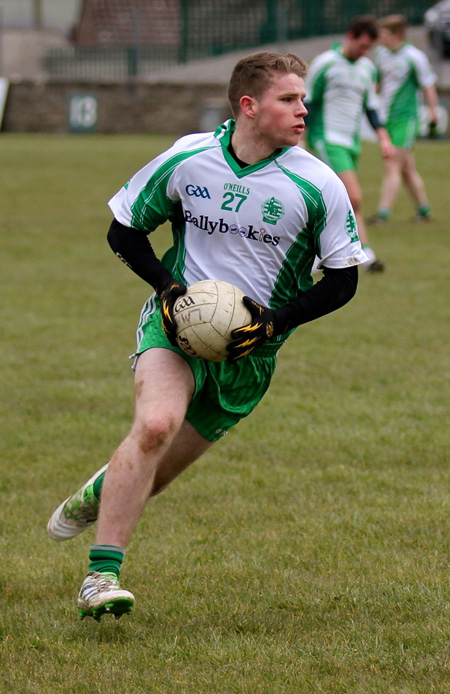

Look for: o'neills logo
[184,210,280,246]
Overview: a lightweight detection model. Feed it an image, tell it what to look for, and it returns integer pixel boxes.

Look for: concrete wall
[3,78,449,136]
[2,80,231,135]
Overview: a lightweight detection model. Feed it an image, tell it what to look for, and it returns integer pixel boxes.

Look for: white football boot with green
[47,463,108,541]
[78,571,135,621]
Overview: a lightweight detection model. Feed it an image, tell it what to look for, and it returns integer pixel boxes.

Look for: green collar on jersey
[214,119,288,179]
[333,41,358,64]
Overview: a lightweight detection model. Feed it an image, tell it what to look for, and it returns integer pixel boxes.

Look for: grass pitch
[1,133,449,693]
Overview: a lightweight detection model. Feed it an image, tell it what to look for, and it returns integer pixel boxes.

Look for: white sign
[69,94,98,132]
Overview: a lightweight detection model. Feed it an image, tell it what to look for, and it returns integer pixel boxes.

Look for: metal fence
[179,0,433,58]
[35,0,437,79]
[44,46,179,80]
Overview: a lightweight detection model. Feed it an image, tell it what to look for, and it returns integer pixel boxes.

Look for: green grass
[1,133,450,693]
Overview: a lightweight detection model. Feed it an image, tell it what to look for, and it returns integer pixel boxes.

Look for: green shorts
[134,296,280,442]
[309,141,359,173]
[386,118,418,149]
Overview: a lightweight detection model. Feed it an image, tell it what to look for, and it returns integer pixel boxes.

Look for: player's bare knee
[134,415,178,456]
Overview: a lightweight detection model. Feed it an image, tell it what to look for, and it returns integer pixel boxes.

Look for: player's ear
[239,95,257,119]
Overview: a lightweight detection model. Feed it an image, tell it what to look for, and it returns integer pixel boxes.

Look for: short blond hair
[379,14,408,37]
[228,51,308,117]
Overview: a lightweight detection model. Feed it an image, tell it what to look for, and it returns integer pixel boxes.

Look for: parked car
[425,0,450,56]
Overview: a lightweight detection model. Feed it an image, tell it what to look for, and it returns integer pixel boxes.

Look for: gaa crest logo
[345,210,359,242]
[186,184,211,199]
[261,197,285,225]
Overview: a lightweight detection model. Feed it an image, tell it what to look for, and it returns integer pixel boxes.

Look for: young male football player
[48,51,368,621]
[305,15,394,272]
[368,15,438,224]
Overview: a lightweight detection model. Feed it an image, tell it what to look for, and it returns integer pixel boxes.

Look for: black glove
[428,121,439,139]
[227,297,278,362]
[159,279,187,346]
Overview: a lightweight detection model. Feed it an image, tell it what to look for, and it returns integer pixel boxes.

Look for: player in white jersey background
[304,15,394,273]
[47,52,368,621]
[368,15,439,225]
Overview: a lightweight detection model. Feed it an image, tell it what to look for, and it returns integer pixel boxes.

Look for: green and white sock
[89,545,125,578]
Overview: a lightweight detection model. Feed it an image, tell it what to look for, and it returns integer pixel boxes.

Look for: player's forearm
[424,85,438,122]
[274,265,358,333]
[107,218,173,294]
[376,127,394,158]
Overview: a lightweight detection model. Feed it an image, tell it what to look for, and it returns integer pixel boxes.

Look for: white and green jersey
[305,43,379,151]
[109,119,366,316]
[373,43,436,124]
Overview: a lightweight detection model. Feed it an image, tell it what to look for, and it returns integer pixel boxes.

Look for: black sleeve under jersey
[275,265,358,333]
[365,107,383,131]
[107,218,173,295]
[108,219,358,329]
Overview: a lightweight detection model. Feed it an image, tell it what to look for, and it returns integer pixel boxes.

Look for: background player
[368,15,439,224]
[47,51,368,621]
[304,15,394,272]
